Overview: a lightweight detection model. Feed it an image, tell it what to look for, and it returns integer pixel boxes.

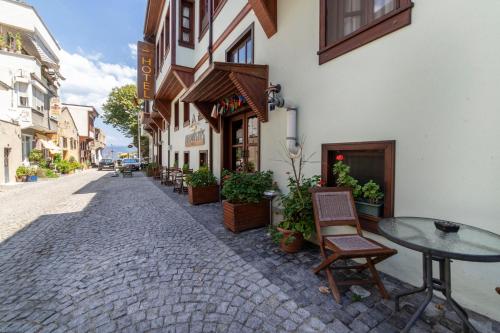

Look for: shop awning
[182,62,269,133]
[39,138,61,153]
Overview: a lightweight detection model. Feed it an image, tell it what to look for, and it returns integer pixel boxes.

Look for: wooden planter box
[188,185,219,205]
[223,200,269,233]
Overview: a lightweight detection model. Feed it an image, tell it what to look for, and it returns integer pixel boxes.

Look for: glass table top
[378,217,500,262]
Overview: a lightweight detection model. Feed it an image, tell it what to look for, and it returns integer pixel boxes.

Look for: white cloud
[59,49,136,109]
[59,49,137,145]
[128,43,137,60]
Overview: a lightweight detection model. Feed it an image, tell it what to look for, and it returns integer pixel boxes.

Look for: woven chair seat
[326,235,381,251]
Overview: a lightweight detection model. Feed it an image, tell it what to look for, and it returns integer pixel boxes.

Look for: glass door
[226,112,259,172]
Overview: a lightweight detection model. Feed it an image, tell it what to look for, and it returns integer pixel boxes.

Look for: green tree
[102,84,149,158]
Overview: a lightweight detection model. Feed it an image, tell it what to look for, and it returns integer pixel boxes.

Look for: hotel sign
[137,41,155,100]
[185,130,205,147]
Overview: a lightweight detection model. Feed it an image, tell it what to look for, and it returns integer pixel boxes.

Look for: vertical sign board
[137,41,155,100]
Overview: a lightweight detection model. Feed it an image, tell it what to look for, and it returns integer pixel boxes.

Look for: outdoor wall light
[266,83,284,111]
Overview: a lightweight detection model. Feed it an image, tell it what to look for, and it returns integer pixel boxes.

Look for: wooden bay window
[179,0,194,48]
[183,102,190,127]
[319,0,413,64]
[165,9,170,56]
[174,101,179,131]
[199,0,228,40]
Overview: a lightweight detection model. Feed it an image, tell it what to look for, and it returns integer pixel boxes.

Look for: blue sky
[28,0,147,146]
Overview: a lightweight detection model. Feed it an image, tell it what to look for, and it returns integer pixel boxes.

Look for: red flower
[318,178,326,187]
[336,154,344,161]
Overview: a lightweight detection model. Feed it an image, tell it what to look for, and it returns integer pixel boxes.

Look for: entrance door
[4,148,10,183]
[224,111,259,172]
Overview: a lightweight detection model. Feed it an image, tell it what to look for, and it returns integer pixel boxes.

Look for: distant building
[63,103,98,166]
[57,106,79,162]
[0,0,63,183]
[91,128,106,163]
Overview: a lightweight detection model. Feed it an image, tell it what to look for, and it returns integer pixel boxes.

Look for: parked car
[98,159,115,170]
[122,158,140,171]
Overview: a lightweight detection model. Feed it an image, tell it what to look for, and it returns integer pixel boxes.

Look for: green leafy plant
[15,33,22,52]
[53,153,62,164]
[55,160,71,174]
[69,161,82,171]
[28,149,44,164]
[36,167,57,178]
[273,139,321,241]
[182,163,189,171]
[332,160,361,198]
[362,180,384,204]
[16,165,29,177]
[185,166,217,188]
[147,162,158,169]
[278,175,320,240]
[0,34,5,49]
[221,170,273,204]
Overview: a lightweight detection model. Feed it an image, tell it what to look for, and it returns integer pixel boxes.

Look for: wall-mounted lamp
[266,83,284,111]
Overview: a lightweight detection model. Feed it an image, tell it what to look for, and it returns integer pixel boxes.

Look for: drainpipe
[208,0,213,64]
[286,107,300,156]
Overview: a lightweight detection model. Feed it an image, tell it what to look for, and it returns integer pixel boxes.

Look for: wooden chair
[310,187,397,303]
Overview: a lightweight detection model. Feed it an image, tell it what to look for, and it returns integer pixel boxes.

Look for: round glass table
[378,217,500,333]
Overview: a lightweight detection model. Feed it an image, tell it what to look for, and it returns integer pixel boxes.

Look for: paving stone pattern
[0,170,498,332]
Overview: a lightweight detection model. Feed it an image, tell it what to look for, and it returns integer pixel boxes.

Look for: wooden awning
[152,99,171,124]
[150,111,165,131]
[182,62,269,133]
[156,65,194,101]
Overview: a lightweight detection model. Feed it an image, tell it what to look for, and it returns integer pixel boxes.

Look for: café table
[378,217,500,333]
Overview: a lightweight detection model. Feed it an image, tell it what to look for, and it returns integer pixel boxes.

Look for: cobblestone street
[0,170,498,333]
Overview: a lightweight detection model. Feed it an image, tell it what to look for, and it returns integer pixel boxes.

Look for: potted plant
[15,165,29,182]
[15,33,22,53]
[146,162,158,177]
[28,149,44,165]
[0,34,6,51]
[7,32,14,51]
[185,166,219,205]
[270,140,321,253]
[332,158,362,198]
[356,180,384,217]
[221,170,273,233]
[272,175,320,253]
[332,158,384,217]
[26,167,38,182]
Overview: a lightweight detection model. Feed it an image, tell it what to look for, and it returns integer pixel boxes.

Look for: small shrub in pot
[185,167,219,205]
[221,170,273,233]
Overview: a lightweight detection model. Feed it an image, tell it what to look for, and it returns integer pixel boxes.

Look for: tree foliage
[102,84,149,157]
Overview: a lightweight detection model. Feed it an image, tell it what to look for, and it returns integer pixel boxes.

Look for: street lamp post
[137,111,141,170]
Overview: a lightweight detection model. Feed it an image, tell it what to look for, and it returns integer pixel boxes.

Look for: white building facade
[0,0,63,183]
[140,0,500,320]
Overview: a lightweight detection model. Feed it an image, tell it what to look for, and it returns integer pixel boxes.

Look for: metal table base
[396,253,478,333]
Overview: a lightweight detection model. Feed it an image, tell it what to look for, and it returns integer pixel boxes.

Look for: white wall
[186,0,500,320]
[0,0,60,60]
[65,105,90,137]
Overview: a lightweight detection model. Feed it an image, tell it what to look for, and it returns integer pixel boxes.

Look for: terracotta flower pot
[188,185,219,205]
[277,227,304,253]
[223,200,269,233]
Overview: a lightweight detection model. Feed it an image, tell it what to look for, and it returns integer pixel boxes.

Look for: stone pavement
[0,170,497,332]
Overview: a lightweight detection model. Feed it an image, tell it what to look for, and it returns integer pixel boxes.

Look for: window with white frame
[33,87,45,112]
[21,135,33,161]
[16,83,29,107]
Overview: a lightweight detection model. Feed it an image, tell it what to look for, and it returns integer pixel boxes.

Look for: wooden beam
[194,102,220,133]
[229,71,268,122]
[249,0,277,38]
[151,114,164,131]
[154,99,171,124]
